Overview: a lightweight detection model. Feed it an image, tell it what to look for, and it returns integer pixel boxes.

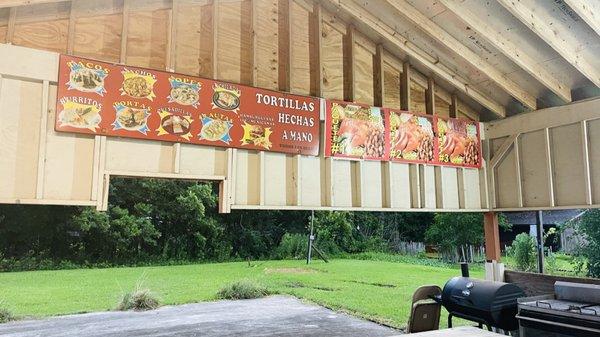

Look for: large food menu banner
[324,100,390,161]
[325,100,482,168]
[55,55,320,156]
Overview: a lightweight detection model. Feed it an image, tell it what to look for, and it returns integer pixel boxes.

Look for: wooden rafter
[0,0,66,8]
[498,0,600,88]
[438,0,572,103]
[324,0,506,117]
[383,0,536,110]
[564,0,600,38]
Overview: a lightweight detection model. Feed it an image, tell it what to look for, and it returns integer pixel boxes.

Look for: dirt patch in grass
[264,267,319,274]
[284,281,337,292]
[344,280,397,288]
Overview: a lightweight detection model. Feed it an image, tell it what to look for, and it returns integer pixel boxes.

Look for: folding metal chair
[406,285,442,333]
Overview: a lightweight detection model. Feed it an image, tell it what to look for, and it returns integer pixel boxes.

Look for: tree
[572,209,600,277]
[509,233,537,272]
[425,213,483,262]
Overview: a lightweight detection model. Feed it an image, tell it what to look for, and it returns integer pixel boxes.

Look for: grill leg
[448,314,453,328]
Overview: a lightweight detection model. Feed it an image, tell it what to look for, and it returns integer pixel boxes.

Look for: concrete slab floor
[0,296,401,337]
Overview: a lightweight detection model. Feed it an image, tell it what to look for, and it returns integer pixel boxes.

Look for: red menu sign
[55,55,320,156]
[324,100,482,168]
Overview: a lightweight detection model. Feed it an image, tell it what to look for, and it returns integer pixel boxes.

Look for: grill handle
[516,315,600,334]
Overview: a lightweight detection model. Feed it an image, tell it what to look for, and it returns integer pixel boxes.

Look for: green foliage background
[0,178,487,271]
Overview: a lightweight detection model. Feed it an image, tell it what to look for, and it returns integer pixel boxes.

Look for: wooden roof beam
[383,0,536,111]
[323,0,506,118]
[0,0,67,8]
[498,0,600,88]
[438,0,571,103]
[564,0,600,38]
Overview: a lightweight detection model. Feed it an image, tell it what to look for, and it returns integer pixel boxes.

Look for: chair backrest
[407,285,442,334]
[411,285,441,303]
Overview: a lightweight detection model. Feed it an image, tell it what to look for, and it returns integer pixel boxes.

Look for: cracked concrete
[0,296,401,337]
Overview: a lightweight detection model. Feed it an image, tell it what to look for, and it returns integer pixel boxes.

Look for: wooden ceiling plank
[383,0,536,111]
[439,0,571,103]
[0,0,68,8]
[324,0,505,117]
[498,0,600,88]
[564,0,600,37]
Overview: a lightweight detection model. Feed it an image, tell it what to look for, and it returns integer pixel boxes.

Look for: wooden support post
[310,3,322,97]
[6,7,16,44]
[344,25,355,102]
[426,77,435,115]
[535,210,544,274]
[374,44,384,107]
[450,94,458,118]
[278,0,291,92]
[484,212,501,262]
[400,62,410,110]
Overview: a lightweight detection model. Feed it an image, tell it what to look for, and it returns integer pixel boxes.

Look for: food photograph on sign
[326,101,388,160]
[389,111,434,163]
[436,117,481,167]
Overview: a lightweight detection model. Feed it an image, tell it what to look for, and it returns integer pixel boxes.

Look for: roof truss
[564,0,600,38]
[438,0,572,104]
[498,0,600,88]
[383,0,536,110]
[324,0,506,117]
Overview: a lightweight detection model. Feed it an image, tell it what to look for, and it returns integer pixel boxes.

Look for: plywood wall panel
[0,8,8,43]
[383,61,401,109]
[354,42,374,105]
[361,161,382,207]
[290,1,311,95]
[255,0,279,90]
[410,80,426,114]
[321,20,344,100]
[551,123,587,206]
[300,155,321,206]
[72,14,122,62]
[435,95,450,117]
[331,159,353,207]
[105,138,173,173]
[422,165,436,208]
[440,167,459,208]
[174,0,213,77]
[463,168,481,209]
[234,150,260,205]
[264,152,287,206]
[43,84,95,201]
[215,0,252,85]
[519,130,550,207]
[389,162,411,208]
[495,145,519,208]
[588,119,600,204]
[126,8,169,69]
[13,20,68,53]
[0,78,41,199]
[179,145,227,176]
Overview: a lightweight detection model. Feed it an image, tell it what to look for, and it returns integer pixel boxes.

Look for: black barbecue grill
[436,276,525,331]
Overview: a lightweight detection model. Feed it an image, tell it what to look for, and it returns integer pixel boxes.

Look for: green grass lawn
[0,259,482,329]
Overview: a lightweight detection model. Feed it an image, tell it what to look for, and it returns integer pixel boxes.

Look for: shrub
[273,233,307,260]
[0,302,14,323]
[217,280,270,300]
[510,233,537,272]
[116,282,160,311]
